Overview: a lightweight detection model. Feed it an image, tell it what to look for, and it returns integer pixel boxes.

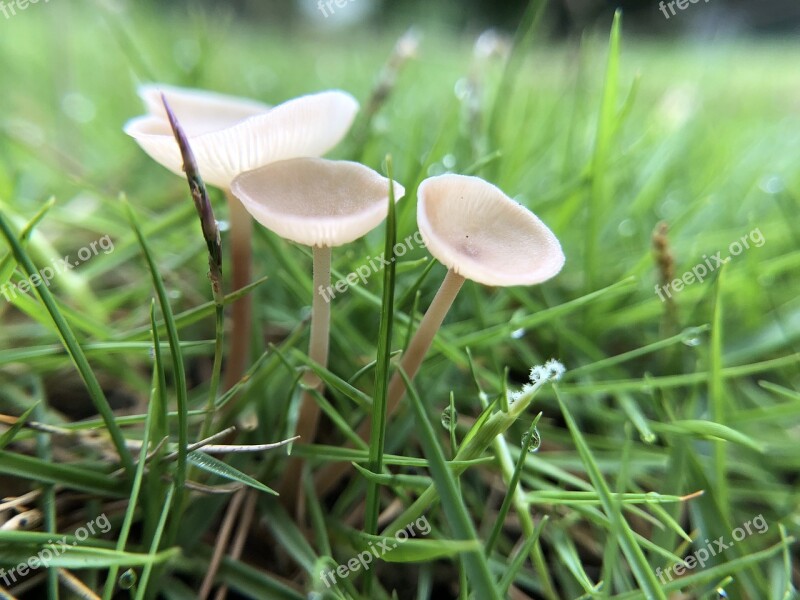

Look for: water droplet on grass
[521,426,541,453]
[618,219,636,237]
[441,406,457,429]
[681,326,705,347]
[427,162,446,177]
[510,328,525,339]
[758,175,783,195]
[119,569,137,590]
[454,78,471,100]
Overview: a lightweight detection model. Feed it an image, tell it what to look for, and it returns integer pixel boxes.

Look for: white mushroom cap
[137,84,273,136]
[231,158,405,248]
[124,89,359,189]
[416,174,564,286]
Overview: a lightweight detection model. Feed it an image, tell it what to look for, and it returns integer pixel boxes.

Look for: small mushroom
[124,86,359,389]
[315,173,564,496]
[392,173,564,408]
[125,87,358,189]
[231,157,405,502]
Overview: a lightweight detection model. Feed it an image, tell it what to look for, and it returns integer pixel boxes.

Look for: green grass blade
[0,402,38,450]
[498,515,548,595]
[0,209,135,474]
[0,197,55,287]
[400,369,501,600]
[485,413,542,554]
[586,9,622,289]
[364,156,398,540]
[709,265,728,522]
[187,451,277,496]
[102,311,160,600]
[121,196,189,538]
[0,451,125,496]
[555,386,666,599]
[134,484,175,600]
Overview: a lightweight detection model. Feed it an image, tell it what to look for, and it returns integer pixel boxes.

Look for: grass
[1,1,799,598]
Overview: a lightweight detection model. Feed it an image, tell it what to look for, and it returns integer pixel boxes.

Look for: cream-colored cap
[231,158,405,248]
[124,88,359,189]
[417,174,564,286]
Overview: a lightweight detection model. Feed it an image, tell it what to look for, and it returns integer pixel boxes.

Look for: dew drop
[510,328,525,339]
[441,406,457,430]
[474,29,507,60]
[521,426,541,453]
[427,162,446,177]
[119,568,137,590]
[681,326,705,347]
[758,175,783,195]
[716,588,728,599]
[217,219,230,232]
[454,78,471,100]
[618,219,636,237]
[657,194,681,220]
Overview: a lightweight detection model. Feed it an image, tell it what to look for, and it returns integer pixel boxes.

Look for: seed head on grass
[161,94,223,302]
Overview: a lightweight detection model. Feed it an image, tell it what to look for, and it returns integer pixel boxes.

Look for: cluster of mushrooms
[124,85,566,499]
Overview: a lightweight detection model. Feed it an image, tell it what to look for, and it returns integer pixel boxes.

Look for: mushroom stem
[314,268,465,496]
[223,192,253,391]
[383,268,465,418]
[304,244,332,401]
[280,245,332,510]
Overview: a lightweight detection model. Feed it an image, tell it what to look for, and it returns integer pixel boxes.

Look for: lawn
[0,1,798,599]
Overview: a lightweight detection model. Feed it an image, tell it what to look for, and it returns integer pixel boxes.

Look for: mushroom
[230,157,405,502]
[136,84,273,137]
[315,173,565,495]
[124,86,359,389]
